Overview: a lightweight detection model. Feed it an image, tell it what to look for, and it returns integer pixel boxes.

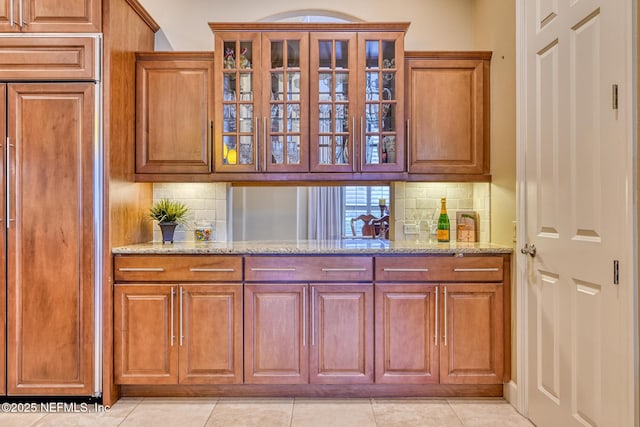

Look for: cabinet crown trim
[209,22,410,33]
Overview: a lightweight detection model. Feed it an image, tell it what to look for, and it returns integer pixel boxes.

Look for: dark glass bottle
[437,197,450,243]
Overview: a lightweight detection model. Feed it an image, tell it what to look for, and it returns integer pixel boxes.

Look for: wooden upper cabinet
[136,52,214,174]
[0,0,101,33]
[406,52,491,176]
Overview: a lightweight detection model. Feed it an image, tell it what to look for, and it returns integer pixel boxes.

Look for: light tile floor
[0,397,536,427]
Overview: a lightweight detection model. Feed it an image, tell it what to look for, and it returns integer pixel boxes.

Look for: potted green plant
[149,198,189,244]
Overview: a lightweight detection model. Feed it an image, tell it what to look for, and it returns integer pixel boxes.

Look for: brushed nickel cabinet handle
[9,0,14,26]
[263,117,267,171]
[311,287,315,346]
[443,287,448,346]
[179,287,183,346]
[453,268,500,272]
[255,117,259,171]
[302,286,307,347]
[189,268,235,272]
[435,286,439,346]
[406,119,410,170]
[250,267,296,272]
[321,268,367,272]
[360,116,364,171]
[118,267,165,272]
[5,138,10,229]
[170,287,175,346]
[382,268,429,272]
[18,0,23,27]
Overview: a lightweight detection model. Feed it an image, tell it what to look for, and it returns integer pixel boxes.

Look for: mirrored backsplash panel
[150,182,490,243]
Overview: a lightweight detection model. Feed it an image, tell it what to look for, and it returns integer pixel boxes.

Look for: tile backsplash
[392,182,490,242]
[152,183,228,242]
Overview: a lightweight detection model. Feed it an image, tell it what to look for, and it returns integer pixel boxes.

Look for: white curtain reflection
[308,186,342,240]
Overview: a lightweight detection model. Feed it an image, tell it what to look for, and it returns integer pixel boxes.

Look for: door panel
[180,284,243,384]
[523,0,633,425]
[6,83,94,395]
[24,0,101,32]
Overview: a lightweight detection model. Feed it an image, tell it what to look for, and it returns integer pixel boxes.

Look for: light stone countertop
[112,239,513,255]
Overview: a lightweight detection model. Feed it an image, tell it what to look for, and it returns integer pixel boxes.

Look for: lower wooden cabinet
[114,283,243,385]
[375,282,504,385]
[243,283,374,385]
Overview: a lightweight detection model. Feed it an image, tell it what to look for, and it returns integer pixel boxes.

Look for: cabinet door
[114,285,178,385]
[22,0,101,32]
[244,283,308,384]
[136,53,214,174]
[261,32,309,172]
[406,56,488,175]
[357,32,405,172]
[6,84,94,395]
[440,283,503,384]
[214,32,263,173]
[0,0,16,32]
[309,32,358,172]
[310,284,373,384]
[0,84,5,395]
[179,284,243,384]
[374,284,439,384]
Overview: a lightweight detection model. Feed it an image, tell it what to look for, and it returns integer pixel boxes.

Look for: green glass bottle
[437,197,450,243]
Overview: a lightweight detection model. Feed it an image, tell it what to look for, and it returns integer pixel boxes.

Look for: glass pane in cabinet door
[239,42,253,69]
[382,40,396,69]
[335,73,349,101]
[382,135,397,164]
[270,104,284,133]
[223,104,236,132]
[271,41,283,68]
[271,136,284,164]
[239,73,253,101]
[239,104,253,129]
[335,104,349,133]
[270,72,283,101]
[318,136,332,164]
[335,135,349,164]
[287,136,301,164]
[223,136,237,164]
[223,74,236,100]
[318,41,332,68]
[287,40,300,68]
[335,41,349,69]
[366,104,379,133]
[287,104,300,132]
[239,136,253,164]
[223,41,237,69]
[382,73,395,99]
[366,72,379,100]
[319,73,332,101]
[382,104,395,132]
[365,40,379,68]
[366,135,380,164]
[287,72,301,101]
[319,103,331,133]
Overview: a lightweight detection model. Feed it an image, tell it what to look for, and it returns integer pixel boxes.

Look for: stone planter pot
[159,222,178,244]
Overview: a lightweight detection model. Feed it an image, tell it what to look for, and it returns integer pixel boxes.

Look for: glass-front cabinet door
[309,32,357,173]
[261,32,309,172]
[357,32,405,172]
[214,32,261,172]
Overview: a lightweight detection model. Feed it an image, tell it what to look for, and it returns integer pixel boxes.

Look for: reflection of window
[342,185,390,237]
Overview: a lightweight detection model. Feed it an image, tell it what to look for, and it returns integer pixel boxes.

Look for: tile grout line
[201,398,219,427]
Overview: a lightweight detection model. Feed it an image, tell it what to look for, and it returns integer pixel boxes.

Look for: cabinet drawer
[114,255,242,282]
[375,256,503,282]
[245,256,373,282]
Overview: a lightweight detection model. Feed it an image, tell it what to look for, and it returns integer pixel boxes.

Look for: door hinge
[612,84,619,111]
[613,260,619,285]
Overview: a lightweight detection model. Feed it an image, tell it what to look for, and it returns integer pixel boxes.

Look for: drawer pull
[250,267,296,272]
[118,267,165,272]
[321,268,368,272]
[383,268,429,272]
[453,268,500,272]
[189,268,236,272]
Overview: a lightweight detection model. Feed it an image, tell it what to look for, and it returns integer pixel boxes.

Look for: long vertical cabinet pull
[6,138,11,229]
[406,120,410,170]
[170,287,175,346]
[302,287,307,346]
[351,116,356,172]
[9,0,14,26]
[359,117,364,172]
[443,287,448,346]
[311,287,315,346]
[434,286,439,346]
[254,117,260,171]
[18,0,23,28]
[263,117,267,171]
[179,287,184,346]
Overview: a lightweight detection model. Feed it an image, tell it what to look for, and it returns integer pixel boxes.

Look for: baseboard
[503,381,518,408]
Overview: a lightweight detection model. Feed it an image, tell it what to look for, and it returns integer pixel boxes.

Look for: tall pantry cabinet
[0,23,100,395]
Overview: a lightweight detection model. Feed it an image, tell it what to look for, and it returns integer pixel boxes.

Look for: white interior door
[521,0,634,426]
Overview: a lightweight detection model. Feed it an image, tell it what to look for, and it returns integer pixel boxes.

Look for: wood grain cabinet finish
[114,255,242,282]
[136,52,214,174]
[115,283,243,385]
[406,52,491,176]
[5,83,95,396]
[0,0,101,33]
